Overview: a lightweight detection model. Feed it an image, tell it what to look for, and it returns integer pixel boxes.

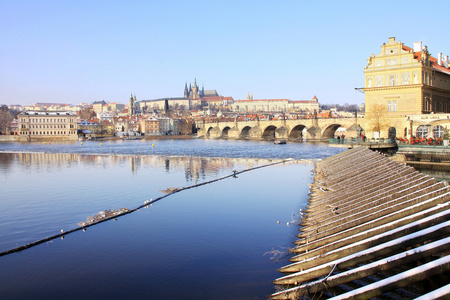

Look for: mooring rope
[0,158,294,257]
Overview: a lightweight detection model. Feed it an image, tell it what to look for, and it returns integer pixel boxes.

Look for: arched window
[388,127,396,139]
[416,125,429,138]
[433,125,445,138]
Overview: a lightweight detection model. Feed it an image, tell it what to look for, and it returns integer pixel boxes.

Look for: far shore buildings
[363,37,450,139]
[231,96,320,113]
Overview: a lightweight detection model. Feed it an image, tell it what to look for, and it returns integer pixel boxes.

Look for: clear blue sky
[1,0,449,106]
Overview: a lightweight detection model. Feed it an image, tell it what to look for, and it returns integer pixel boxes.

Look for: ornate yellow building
[363,37,450,139]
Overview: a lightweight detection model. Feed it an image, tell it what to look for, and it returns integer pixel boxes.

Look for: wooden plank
[291,207,450,261]
[270,237,450,299]
[327,255,450,300]
[292,202,450,255]
[276,219,450,277]
[297,188,450,244]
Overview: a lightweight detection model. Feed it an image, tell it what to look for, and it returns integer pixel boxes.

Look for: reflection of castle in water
[3,152,275,184]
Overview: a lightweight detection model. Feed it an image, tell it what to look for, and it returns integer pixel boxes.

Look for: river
[0,139,345,299]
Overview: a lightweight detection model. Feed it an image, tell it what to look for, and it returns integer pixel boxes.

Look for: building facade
[231,96,319,113]
[363,37,450,139]
[18,111,78,141]
[139,116,159,135]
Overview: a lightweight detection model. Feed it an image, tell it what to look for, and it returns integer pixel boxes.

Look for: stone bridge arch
[262,125,276,140]
[206,126,221,139]
[321,123,362,139]
[261,125,289,140]
[240,126,252,139]
[221,126,231,139]
[322,124,343,139]
[289,125,307,140]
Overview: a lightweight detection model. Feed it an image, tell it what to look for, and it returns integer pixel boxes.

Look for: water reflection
[408,163,450,182]
[0,150,312,299]
[0,152,286,185]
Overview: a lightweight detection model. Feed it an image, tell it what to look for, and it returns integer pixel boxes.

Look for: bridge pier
[275,127,289,140]
[248,126,262,140]
[306,126,321,140]
[227,127,240,139]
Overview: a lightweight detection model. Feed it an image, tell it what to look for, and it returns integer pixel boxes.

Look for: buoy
[81,142,83,146]
[60,229,64,233]
[286,222,290,226]
[152,143,155,147]
[277,220,280,224]
[100,143,102,146]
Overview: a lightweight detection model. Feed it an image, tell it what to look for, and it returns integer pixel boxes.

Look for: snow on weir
[271,147,450,299]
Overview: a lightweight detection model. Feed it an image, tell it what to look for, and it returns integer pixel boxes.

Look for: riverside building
[17,111,78,141]
[363,37,450,139]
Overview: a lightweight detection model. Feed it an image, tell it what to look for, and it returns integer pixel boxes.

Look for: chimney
[444,55,449,68]
[438,53,443,66]
[413,41,422,52]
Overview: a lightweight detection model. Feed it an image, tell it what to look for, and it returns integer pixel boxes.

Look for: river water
[0,139,345,299]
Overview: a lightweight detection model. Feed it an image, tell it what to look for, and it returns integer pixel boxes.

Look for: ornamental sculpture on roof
[421,45,430,66]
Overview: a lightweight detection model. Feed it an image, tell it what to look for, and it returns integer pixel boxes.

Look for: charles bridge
[196,117,360,141]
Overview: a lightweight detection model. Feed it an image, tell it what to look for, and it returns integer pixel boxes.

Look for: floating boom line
[0,158,294,257]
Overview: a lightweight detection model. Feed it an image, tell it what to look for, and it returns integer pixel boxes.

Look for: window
[433,125,444,138]
[389,76,395,86]
[392,100,397,112]
[387,101,392,112]
[416,125,429,138]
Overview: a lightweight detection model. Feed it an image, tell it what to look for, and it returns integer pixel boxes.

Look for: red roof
[411,48,450,76]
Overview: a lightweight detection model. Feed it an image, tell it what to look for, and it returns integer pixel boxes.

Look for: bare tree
[365,104,389,137]
[78,107,96,120]
[0,110,14,134]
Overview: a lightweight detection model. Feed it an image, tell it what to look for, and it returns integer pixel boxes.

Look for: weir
[271,147,450,299]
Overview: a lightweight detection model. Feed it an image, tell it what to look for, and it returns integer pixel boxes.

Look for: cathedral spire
[184,82,188,98]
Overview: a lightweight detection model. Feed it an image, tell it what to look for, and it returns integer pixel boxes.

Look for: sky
[1,0,449,106]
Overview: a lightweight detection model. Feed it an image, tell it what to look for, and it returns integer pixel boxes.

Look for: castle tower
[190,78,199,99]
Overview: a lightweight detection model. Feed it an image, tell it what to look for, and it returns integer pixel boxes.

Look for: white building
[157,116,171,135]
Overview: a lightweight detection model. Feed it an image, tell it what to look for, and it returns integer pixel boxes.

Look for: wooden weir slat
[270,147,450,299]
[292,202,450,256]
[278,219,450,275]
[303,172,431,224]
[302,178,441,231]
[271,236,450,299]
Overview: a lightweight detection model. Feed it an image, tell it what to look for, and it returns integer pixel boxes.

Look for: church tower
[129,93,135,116]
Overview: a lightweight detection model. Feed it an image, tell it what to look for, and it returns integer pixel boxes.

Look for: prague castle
[137,78,217,112]
[363,37,450,139]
